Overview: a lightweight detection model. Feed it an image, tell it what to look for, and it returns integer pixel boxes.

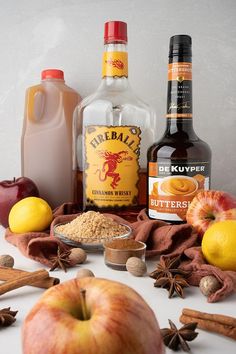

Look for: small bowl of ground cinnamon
[54,211,132,251]
[104,238,146,270]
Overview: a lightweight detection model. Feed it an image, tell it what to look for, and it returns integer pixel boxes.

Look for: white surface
[0,225,235,354]
[0,2,235,352]
[0,0,236,193]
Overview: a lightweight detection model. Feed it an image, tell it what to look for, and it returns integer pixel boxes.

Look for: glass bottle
[73,21,156,211]
[147,35,211,222]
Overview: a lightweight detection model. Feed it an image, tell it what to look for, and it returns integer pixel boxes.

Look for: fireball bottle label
[85,126,141,208]
[148,160,210,221]
[102,52,128,78]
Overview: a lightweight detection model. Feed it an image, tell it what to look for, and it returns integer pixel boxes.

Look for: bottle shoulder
[26,83,43,93]
[62,84,81,96]
[77,80,153,111]
[73,82,156,132]
[148,134,212,161]
[27,82,79,96]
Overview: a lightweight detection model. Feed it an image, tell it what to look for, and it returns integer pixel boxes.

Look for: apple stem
[13,177,16,183]
[205,214,215,220]
[80,288,89,321]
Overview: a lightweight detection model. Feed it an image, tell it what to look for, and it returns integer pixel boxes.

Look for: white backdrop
[0,0,235,193]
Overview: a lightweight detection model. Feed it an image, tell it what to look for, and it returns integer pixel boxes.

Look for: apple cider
[22,70,80,209]
[147,35,211,222]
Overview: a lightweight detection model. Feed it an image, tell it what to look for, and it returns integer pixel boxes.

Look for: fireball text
[89,131,139,153]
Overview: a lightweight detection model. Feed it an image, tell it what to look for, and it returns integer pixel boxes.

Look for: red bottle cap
[41,69,64,80]
[104,21,127,44]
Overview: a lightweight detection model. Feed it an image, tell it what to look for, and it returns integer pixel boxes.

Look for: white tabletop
[0,225,235,354]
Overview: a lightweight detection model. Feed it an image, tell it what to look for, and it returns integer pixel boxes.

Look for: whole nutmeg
[199,275,221,297]
[76,269,95,279]
[69,248,87,265]
[126,257,147,277]
[0,254,14,268]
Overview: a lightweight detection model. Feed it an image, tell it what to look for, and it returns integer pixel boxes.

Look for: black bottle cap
[169,34,192,57]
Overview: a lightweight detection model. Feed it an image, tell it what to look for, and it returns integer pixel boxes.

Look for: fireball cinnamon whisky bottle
[147,35,211,222]
[73,21,156,211]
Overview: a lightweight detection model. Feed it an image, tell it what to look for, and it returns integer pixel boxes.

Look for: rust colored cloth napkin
[135,210,236,302]
[4,204,236,302]
[180,247,236,303]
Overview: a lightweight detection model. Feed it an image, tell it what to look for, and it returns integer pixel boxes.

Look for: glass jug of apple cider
[21,69,81,208]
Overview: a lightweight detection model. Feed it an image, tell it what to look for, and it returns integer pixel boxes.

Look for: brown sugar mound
[55,211,129,243]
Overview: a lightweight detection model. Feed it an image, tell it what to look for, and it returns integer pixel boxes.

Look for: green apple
[22,277,164,354]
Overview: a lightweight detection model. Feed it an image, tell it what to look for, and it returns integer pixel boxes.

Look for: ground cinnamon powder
[105,238,143,249]
[104,239,146,269]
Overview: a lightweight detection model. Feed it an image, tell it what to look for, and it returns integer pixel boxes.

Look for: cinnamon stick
[0,269,50,296]
[0,266,60,289]
[182,308,236,327]
[180,308,236,340]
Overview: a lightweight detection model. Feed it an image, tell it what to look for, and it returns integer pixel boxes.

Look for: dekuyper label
[168,62,192,81]
[166,62,192,119]
[148,161,210,221]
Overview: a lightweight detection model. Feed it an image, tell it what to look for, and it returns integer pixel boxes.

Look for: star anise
[161,319,198,352]
[155,274,189,298]
[149,255,190,281]
[49,247,71,272]
[0,307,18,327]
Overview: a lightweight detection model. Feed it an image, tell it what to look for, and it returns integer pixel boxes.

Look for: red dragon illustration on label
[105,59,124,70]
[95,150,133,189]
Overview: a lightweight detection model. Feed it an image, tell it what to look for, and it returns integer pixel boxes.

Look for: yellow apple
[22,277,164,354]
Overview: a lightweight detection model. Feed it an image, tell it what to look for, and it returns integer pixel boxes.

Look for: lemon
[9,197,53,233]
[202,220,236,271]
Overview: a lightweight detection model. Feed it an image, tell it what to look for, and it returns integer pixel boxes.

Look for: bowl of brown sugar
[104,238,146,270]
[54,211,132,251]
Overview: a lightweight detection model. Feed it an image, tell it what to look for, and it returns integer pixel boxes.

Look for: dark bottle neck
[165,54,197,138]
[167,55,192,118]
[165,118,197,139]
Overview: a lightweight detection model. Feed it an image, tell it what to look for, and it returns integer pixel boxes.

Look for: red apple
[0,177,39,228]
[22,277,164,354]
[186,190,236,237]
